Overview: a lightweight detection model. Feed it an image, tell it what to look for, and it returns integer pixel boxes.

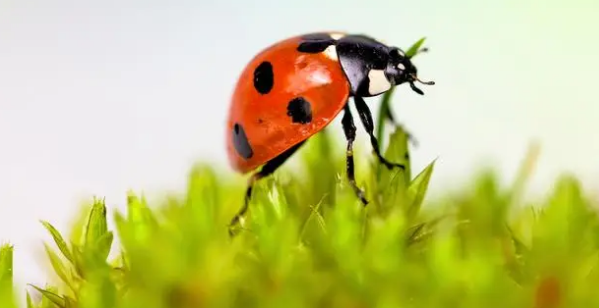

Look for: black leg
[354,96,406,170]
[229,140,305,234]
[341,104,368,205]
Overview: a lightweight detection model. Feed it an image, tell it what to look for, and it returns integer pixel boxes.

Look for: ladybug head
[386,47,435,95]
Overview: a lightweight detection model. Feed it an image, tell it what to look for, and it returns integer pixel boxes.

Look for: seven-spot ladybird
[226,32,434,230]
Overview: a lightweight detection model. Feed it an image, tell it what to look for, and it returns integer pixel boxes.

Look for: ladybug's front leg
[354,96,406,171]
[341,104,369,205]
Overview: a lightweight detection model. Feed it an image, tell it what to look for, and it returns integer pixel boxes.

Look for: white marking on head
[323,45,338,61]
[367,69,392,95]
[329,32,345,40]
[396,63,406,71]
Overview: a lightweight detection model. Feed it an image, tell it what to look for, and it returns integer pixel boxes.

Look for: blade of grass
[95,232,114,262]
[299,197,328,243]
[0,244,14,307]
[26,292,34,308]
[29,285,66,308]
[84,197,108,251]
[405,37,427,58]
[0,244,12,284]
[43,244,73,290]
[406,159,436,220]
[40,221,73,264]
[508,140,541,207]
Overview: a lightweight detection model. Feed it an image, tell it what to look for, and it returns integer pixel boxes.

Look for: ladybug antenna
[415,76,435,86]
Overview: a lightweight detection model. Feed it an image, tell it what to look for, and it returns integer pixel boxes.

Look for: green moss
[21,132,599,308]
[1,244,15,308]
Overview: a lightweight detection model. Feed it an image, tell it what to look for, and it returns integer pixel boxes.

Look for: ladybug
[226,32,434,229]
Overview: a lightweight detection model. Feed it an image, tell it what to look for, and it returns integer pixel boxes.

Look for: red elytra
[226,34,350,173]
[225,32,434,232]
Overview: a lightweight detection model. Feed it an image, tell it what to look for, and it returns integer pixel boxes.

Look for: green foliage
[2,38,598,307]
[20,134,599,308]
[1,244,15,308]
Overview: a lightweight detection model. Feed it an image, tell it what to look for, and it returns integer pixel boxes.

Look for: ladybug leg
[341,104,369,205]
[354,96,406,171]
[229,141,305,234]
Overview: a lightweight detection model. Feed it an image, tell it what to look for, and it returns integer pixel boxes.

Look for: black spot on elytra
[297,41,332,53]
[287,97,312,124]
[258,118,264,124]
[297,32,336,53]
[232,123,253,159]
[253,61,274,94]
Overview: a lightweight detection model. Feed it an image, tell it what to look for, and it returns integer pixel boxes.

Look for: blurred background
[0,0,597,295]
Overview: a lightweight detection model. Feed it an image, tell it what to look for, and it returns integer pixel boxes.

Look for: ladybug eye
[396,63,406,71]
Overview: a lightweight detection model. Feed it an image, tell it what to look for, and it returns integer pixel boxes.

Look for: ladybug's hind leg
[354,96,406,171]
[341,104,369,205]
[229,140,305,236]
